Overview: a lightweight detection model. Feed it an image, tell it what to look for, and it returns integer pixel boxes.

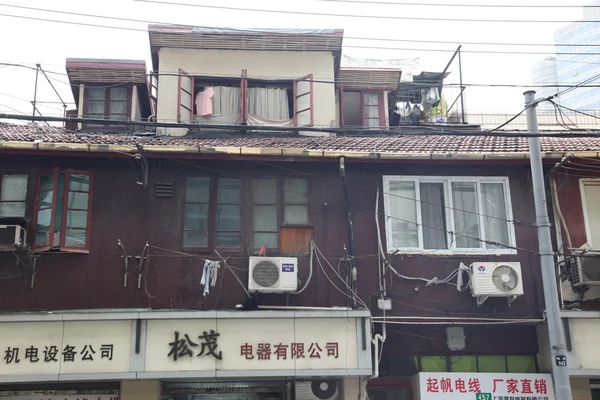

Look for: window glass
[420,182,447,249]
[477,355,507,373]
[0,174,27,217]
[450,356,477,372]
[253,179,278,249]
[420,356,447,372]
[216,179,242,248]
[481,182,510,249]
[507,355,536,373]
[388,181,418,248]
[452,182,481,248]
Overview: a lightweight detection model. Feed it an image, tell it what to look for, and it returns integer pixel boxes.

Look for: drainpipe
[339,156,357,309]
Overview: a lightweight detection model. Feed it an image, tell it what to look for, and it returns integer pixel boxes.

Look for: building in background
[532,57,560,111]
[555,0,600,110]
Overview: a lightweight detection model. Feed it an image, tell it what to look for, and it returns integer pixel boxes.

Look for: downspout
[339,156,358,309]
[548,153,574,251]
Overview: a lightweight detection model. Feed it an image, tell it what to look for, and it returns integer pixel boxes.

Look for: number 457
[476,394,492,400]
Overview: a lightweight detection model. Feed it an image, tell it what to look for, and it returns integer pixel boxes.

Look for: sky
[0,0,589,121]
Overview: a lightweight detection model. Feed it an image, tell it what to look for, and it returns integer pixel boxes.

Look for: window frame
[82,85,132,128]
[340,87,386,128]
[0,173,28,218]
[383,175,517,255]
[182,175,245,252]
[32,168,94,254]
[250,176,311,253]
[579,178,600,248]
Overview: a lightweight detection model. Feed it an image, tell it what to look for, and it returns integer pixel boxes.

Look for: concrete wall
[156,48,337,136]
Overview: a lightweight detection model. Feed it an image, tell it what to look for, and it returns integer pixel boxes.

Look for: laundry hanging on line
[200,260,220,296]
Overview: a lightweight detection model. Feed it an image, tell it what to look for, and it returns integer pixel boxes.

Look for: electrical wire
[3,13,600,59]
[133,0,600,24]
[318,0,600,8]
[3,3,600,49]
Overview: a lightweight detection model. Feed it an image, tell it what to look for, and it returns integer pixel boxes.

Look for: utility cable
[2,3,600,49]
[133,0,600,24]
[318,0,600,8]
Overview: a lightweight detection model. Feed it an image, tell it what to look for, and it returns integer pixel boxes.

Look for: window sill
[387,249,518,256]
[32,248,90,255]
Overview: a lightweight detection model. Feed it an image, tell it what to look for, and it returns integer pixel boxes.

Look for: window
[0,174,27,217]
[418,355,537,373]
[33,169,93,253]
[183,177,243,250]
[252,177,309,250]
[383,176,516,254]
[580,179,600,248]
[341,90,385,128]
[183,176,310,252]
[85,86,130,126]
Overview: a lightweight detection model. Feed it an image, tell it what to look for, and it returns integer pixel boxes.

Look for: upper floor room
[65,26,452,136]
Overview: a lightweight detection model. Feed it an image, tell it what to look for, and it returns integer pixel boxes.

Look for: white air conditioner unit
[295,380,340,400]
[0,225,26,252]
[248,256,298,293]
[469,262,524,306]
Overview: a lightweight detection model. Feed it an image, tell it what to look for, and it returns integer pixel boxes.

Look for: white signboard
[0,321,132,376]
[418,373,555,400]
[144,317,358,372]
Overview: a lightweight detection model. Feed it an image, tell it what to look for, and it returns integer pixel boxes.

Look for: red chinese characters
[423,377,550,396]
[239,342,339,361]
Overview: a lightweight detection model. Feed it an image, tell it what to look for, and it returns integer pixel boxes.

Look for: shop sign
[0,321,132,376]
[145,317,359,372]
[418,373,555,400]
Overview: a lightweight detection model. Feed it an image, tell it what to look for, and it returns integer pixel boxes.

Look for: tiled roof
[1,123,600,157]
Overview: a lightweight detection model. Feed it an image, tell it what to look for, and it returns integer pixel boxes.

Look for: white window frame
[579,178,600,249]
[383,175,517,255]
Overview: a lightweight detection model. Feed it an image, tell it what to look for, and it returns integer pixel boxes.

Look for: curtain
[196,86,241,125]
[388,181,418,248]
[481,183,510,249]
[364,93,380,127]
[419,182,447,250]
[452,182,481,248]
[248,87,291,121]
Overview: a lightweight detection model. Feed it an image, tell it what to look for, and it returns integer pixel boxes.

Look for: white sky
[0,0,588,120]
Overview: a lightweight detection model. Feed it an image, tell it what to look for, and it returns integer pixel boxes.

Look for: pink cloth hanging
[195,87,214,116]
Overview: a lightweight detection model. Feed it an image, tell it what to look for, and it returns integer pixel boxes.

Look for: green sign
[475,394,491,400]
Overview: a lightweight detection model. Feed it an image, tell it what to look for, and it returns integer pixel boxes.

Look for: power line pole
[524,90,572,400]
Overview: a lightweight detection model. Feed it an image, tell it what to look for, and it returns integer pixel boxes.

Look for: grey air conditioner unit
[0,225,26,252]
[571,254,600,286]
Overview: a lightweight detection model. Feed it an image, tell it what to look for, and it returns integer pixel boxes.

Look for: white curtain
[196,86,241,125]
[248,87,291,121]
[481,183,510,249]
[388,181,418,248]
[451,182,481,249]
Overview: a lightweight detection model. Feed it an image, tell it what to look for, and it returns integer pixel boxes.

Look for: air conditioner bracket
[476,295,488,307]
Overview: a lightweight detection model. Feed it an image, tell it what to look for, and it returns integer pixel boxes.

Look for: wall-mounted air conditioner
[570,252,600,286]
[248,256,298,293]
[469,262,524,306]
[0,225,26,252]
[295,380,340,400]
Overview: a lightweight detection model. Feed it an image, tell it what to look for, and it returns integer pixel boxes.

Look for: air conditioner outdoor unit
[571,254,600,286]
[295,380,340,400]
[248,256,298,293]
[0,225,26,252]
[469,262,524,306]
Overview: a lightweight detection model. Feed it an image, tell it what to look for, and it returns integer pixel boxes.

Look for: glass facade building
[555,2,600,110]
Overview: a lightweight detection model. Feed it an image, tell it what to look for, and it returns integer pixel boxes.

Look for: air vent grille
[252,261,280,287]
[156,182,175,198]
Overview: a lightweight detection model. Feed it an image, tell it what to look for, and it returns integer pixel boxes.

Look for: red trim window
[177,68,194,123]
[340,88,386,128]
[294,74,314,127]
[33,169,94,253]
[84,86,131,127]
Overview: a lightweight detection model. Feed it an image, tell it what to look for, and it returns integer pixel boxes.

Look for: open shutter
[240,69,248,124]
[60,170,94,253]
[32,168,59,252]
[148,72,158,118]
[177,68,194,123]
[294,74,314,127]
[339,85,345,126]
